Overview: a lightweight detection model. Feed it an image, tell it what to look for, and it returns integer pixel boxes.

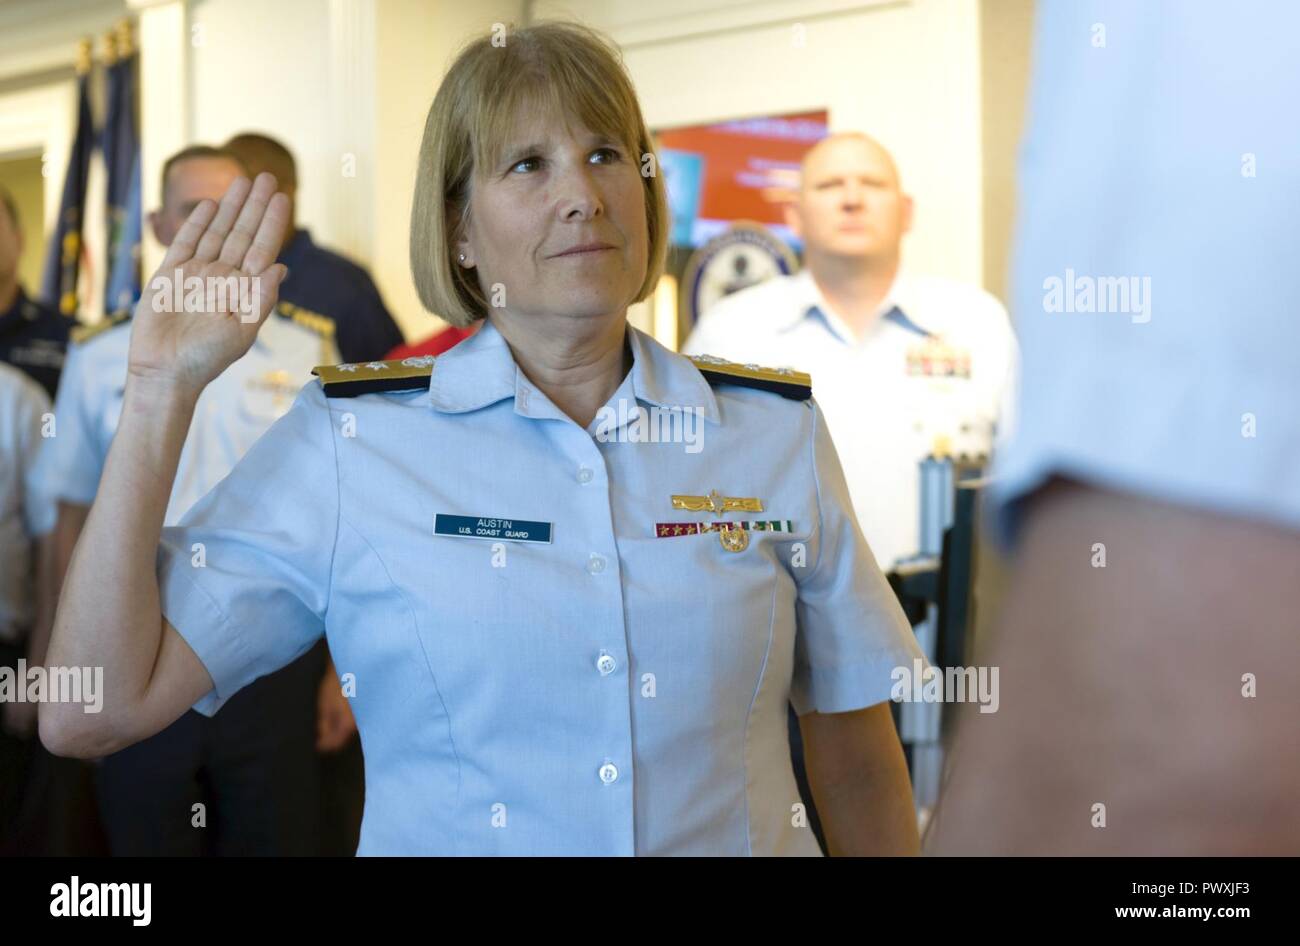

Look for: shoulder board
[70,309,132,345]
[312,355,436,398]
[276,301,336,338]
[687,354,811,401]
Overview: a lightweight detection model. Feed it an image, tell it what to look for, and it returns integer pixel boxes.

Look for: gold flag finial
[115,18,134,58]
[75,38,93,75]
[102,28,118,66]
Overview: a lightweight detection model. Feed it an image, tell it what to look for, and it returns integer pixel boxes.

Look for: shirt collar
[427,318,517,413]
[428,317,720,425]
[780,268,934,342]
[626,324,719,424]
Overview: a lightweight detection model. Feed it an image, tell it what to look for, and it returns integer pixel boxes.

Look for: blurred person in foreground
[926,0,1300,855]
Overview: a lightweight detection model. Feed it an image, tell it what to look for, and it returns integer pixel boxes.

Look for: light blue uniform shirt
[991,0,1300,541]
[157,319,921,856]
[45,310,337,525]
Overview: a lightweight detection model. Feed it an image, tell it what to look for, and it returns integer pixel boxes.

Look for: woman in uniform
[42,21,922,856]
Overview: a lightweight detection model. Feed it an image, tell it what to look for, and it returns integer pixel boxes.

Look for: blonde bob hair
[410,21,669,328]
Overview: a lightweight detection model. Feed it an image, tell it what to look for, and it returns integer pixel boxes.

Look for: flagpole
[105,17,143,312]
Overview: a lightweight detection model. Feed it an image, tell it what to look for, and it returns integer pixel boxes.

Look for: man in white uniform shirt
[684,133,1017,571]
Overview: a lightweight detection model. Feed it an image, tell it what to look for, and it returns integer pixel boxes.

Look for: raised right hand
[128,171,291,395]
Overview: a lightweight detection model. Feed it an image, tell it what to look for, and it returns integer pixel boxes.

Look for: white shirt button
[596,653,616,675]
[598,763,619,784]
[577,466,594,484]
[586,553,606,575]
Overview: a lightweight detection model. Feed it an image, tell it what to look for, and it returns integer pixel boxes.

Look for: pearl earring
[458,253,466,263]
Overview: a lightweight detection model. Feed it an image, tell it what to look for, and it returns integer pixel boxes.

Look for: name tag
[434,514,553,544]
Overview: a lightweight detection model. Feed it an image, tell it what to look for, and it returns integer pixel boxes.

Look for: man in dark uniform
[0,185,71,399]
[223,133,404,363]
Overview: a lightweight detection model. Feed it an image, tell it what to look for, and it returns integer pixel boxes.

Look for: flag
[105,155,142,312]
[40,41,96,316]
[103,32,141,312]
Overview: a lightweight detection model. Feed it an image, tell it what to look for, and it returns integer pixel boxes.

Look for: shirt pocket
[622,519,805,688]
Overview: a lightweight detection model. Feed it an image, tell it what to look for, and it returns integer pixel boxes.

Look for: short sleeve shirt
[989,0,1300,540]
[155,319,922,855]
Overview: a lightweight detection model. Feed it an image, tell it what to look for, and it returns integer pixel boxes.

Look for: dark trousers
[0,640,108,856]
[95,640,328,856]
[318,734,365,856]
[0,640,33,839]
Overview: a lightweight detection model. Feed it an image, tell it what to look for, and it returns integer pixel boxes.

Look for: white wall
[536,0,989,289]
[187,0,335,248]
[980,0,1034,305]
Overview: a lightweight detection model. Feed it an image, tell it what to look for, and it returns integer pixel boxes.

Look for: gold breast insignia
[671,490,763,517]
[718,524,750,553]
[670,490,764,552]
